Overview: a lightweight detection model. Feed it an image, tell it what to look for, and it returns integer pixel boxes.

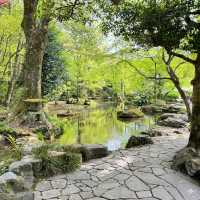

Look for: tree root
[172,147,200,178]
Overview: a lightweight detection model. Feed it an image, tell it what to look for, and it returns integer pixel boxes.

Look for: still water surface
[59,106,156,151]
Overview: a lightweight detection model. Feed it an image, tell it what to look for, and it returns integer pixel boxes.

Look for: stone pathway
[34,135,200,200]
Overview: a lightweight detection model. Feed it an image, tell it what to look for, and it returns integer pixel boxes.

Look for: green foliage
[36,131,45,142]
[132,93,150,106]
[0,3,24,104]
[42,24,67,97]
[32,144,81,177]
[103,0,200,52]
[0,122,14,135]
[6,135,22,160]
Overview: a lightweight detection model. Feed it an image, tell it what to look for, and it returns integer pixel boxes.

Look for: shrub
[132,93,151,106]
[0,122,15,135]
[32,144,81,177]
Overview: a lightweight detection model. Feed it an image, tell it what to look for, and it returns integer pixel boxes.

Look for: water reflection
[59,107,156,151]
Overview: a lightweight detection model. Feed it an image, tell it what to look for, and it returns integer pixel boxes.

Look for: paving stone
[52,179,67,189]
[125,176,149,191]
[35,181,52,192]
[80,191,94,199]
[81,179,98,187]
[94,180,120,196]
[114,173,130,181]
[161,173,200,200]
[134,171,169,186]
[62,185,80,195]
[67,171,90,180]
[69,194,82,200]
[42,189,60,199]
[165,186,184,200]
[152,186,173,200]
[136,190,152,198]
[152,167,166,176]
[102,186,137,199]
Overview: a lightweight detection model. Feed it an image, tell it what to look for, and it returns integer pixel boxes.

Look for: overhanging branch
[118,60,171,80]
[170,51,196,64]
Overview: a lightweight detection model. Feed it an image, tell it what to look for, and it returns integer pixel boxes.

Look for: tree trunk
[188,54,200,150]
[20,0,49,113]
[166,64,192,120]
[22,31,47,111]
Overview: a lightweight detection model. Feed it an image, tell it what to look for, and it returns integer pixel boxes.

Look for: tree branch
[169,51,196,64]
[118,60,171,80]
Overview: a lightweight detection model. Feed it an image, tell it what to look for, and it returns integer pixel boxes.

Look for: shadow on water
[59,106,157,151]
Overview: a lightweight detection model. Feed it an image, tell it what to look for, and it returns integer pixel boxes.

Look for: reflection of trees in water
[60,107,156,148]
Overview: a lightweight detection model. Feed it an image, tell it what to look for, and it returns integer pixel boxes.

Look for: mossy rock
[126,136,153,148]
[117,108,144,119]
[71,144,109,162]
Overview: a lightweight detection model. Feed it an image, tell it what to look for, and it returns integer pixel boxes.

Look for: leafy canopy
[103,0,200,53]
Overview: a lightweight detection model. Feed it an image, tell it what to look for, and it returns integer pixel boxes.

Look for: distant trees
[0,4,24,107]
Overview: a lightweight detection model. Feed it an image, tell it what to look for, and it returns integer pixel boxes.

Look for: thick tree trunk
[20,0,49,113]
[22,31,48,111]
[166,65,192,120]
[188,54,200,150]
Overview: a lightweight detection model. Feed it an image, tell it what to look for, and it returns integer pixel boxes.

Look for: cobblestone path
[34,136,200,200]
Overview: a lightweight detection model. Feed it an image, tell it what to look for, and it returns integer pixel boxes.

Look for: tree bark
[188,53,200,150]
[166,64,192,120]
[21,0,49,113]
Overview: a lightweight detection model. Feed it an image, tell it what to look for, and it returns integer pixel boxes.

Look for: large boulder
[126,136,153,148]
[172,147,200,178]
[162,103,186,114]
[157,117,187,128]
[0,172,26,193]
[141,105,163,114]
[117,108,144,119]
[144,126,189,137]
[9,156,42,187]
[159,113,188,122]
[0,171,33,200]
[73,144,109,162]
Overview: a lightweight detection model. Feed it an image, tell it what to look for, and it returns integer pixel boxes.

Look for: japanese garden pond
[57,106,157,151]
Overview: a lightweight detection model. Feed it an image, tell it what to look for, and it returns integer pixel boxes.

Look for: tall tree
[102,0,200,175]
[20,0,96,116]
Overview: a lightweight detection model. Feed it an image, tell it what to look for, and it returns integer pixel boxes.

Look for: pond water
[59,106,157,151]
